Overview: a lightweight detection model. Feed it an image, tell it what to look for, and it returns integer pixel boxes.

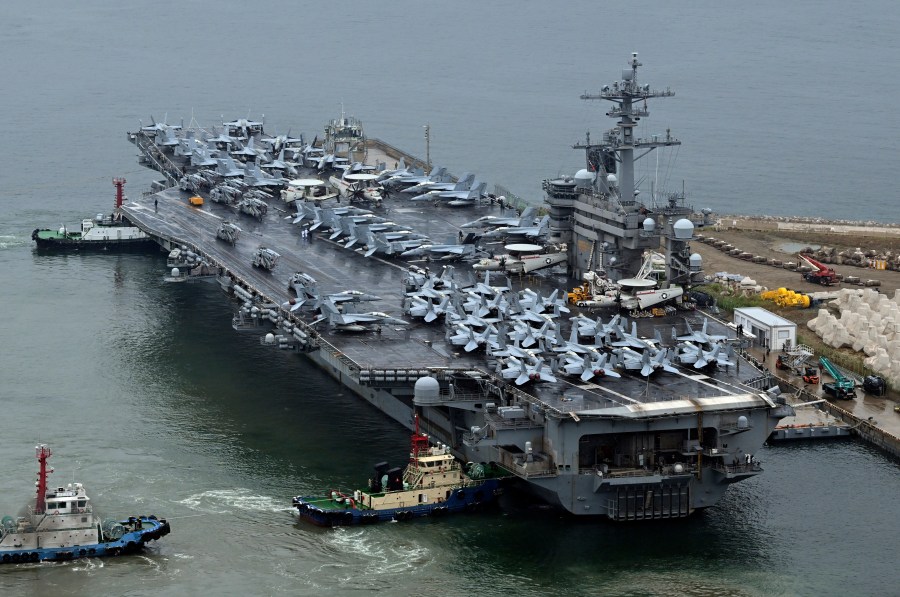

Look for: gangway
[780,344,814,372]
[819,356,856,399]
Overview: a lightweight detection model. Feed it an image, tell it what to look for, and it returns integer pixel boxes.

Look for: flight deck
[121,169,767,419]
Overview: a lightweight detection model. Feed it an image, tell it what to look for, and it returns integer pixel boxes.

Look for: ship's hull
[0,515,170,564]
[292,479,501,527]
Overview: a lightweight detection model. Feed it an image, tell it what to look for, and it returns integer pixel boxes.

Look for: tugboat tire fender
[79,549,86,557]
[31,552,40,562]
[11,554,21,563]
[2,554,10,563]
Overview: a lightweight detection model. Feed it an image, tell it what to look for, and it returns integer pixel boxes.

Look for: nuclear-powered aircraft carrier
[118,54,793,520]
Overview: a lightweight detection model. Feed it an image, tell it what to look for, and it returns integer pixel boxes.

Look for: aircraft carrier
[118,54,793,520]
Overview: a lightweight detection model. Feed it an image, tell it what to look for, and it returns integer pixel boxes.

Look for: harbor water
[1,1,899,595]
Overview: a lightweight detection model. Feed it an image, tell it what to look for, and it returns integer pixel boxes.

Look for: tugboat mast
[34,444,52,514]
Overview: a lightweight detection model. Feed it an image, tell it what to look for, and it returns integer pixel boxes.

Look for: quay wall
[774,377,900,459]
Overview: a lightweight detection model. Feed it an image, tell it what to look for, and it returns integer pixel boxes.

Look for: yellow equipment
[189,196,204,206]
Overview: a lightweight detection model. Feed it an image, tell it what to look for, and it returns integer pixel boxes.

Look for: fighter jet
[243,163,286,188]
[387,167,449,190]
[481,215,551,241]
[399,236,480,260]
[406,295,451,323]
[614,347,678,377]
[231,137,264,161]
[560,352,621,382]
[315,299,408,331]
[461,206,538,230]
[140,114,181,137]
[675,342,736,369]
[447,324,496,352]
[497,356,557,386]
[676,318,729,347]
[573,313,622,341]
[223,117,264,139]
[406,172,475,197]
[191,143,219,167]
[611,321,663,352]
[215,156,245,178]
[261,129,303,153]
[363,231,430,257]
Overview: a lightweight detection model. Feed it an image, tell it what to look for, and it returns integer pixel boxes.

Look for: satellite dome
[689,253,702,270]
[673,218,694,240]
[574,169,594,189]
[171,267,180,277]
[264,333,276,345]
[606,174,618,184]
[413,376,440,405]
[642,218,656,232]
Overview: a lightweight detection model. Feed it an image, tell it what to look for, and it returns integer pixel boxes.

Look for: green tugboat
[31,178,155,251]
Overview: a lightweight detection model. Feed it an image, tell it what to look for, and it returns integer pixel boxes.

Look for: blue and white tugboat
[292,417,507,526]
[0,445,170,564]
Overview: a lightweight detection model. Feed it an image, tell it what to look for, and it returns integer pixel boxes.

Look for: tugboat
[31,178,156,251]
[292,416,507,526]
[0,445,170,564]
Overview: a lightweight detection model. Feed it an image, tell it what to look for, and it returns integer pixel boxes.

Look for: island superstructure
[547,52,699,287]
[104,53,792,520]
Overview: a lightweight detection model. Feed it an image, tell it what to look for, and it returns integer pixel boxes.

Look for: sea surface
[1,1,899,595]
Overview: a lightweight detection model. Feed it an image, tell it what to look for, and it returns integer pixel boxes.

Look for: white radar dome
[264,333,275,345]
[673,218,694,240]
[606,174,618,184]
[413,376,440,405]
[574,169,594,189]
[689,253,702,270]
[171,267,180,277]
[642,218,656,232]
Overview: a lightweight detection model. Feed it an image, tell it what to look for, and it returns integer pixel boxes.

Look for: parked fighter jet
[140,114,181,137]
[481,215,551,241]
[216,155,245,178]
[399,237,480,260]
[560,352,621,382]
[614,347,678,377]
[223,117,264,139]
[406,295,451,323]
[497,356,557,386]
[315,299,408,331]
[447,324,496,352]
[611,321,663,352]
[363,231,430,257]
[231,137,264,161]
[461,206,538,230]
[676,318,729,347]
[675,342,736,369]
[412,181,487,207]
[406,173,475,197]
[387,166,449,189]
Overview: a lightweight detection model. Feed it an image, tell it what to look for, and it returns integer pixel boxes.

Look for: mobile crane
[799,253,837,286]
[819,356,856,399]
